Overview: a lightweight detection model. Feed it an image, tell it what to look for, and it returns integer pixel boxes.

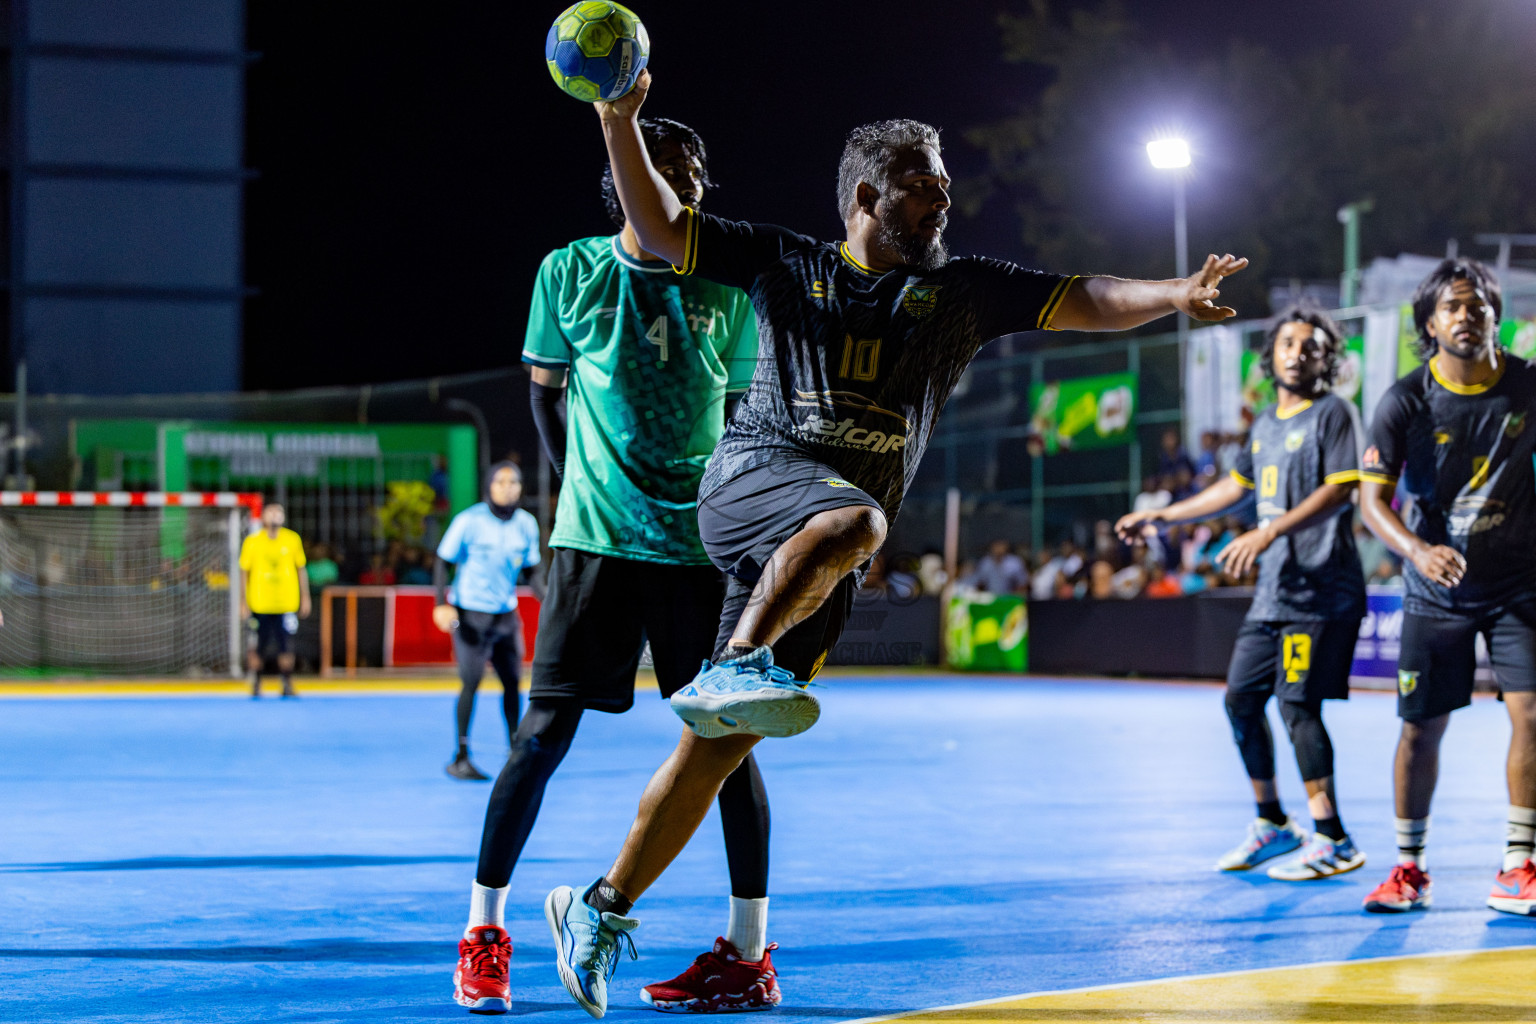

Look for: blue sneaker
[545,882,639,1018]
[669,646,821,738]
[1214,816,1307,871]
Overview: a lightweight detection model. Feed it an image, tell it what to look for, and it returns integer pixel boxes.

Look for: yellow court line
[0,676,659,700]
[843,945,1536,1024]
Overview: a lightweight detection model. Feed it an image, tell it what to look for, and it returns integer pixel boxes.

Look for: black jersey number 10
[839,335,882,381]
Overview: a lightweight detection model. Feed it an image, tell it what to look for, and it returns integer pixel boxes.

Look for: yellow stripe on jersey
[1038,276,1078,331]
[1230,469,1255,489]
[839,242,878,274]
[1324,470,1361,485]
[671,207,701,276]
[1360,471,1399,485]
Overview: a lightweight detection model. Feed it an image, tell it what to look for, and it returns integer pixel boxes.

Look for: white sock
[1504,806,1536,871]
[1395,816,1429,869]
[468,881,508,933]
[726,896,768,961]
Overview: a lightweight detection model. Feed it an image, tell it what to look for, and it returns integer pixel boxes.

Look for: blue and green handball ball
[545,2,650,103]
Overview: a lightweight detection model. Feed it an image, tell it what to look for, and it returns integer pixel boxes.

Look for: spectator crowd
[957,428,1405,602]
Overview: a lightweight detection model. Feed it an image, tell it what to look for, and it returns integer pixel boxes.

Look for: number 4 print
[646,316,669,364]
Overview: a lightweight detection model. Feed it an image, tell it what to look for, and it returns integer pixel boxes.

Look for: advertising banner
[1028,372,1137,455]
[945,592,1028,671]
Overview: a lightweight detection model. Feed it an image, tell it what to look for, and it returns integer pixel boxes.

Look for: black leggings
[454,612,522,748]
[1225,690,1334,783]
[475,697,771,897]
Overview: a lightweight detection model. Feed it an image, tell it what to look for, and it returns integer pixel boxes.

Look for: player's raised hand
[1176,254,1248,322]
[1411,544,1466,589]
[594,68,650,123]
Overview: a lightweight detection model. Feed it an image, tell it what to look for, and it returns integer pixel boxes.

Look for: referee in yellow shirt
[239,503,312,698]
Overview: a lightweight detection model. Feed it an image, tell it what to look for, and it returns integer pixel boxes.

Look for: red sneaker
[1488,859,1536,916]
[454,925,512,1014]
[1363,863,1432,913]
[640,937,782,1013]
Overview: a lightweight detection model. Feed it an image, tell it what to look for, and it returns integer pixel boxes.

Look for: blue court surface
[3,675,1533,1023]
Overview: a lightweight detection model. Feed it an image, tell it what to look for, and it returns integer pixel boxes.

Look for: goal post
[0,492,262,677]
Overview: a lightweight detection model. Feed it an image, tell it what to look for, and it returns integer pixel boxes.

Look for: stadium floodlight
[1145,138,1191,169]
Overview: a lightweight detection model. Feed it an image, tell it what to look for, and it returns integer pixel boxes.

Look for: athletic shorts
[697,457,882,681]
[1226,618,1360,704]
[454,607,521,650]
[529,547,726,713]
[1397,599,1536,721]
[250,612,298,657]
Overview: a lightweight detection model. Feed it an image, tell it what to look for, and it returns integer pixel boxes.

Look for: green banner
[946,593,1028,671]
[1028,372,1136,454]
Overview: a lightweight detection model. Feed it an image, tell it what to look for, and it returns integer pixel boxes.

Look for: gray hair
[836,119,942,220]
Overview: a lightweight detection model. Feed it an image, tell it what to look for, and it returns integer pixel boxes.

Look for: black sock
[1257,800,1286,826]
[724,643,757,660]
[456,738,469,760]
[1314,814,1346,841]
[584,876,634,916]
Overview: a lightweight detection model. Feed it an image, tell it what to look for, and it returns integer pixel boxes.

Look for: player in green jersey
[454,118,779,1016]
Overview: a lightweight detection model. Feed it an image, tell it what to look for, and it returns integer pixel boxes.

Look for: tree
[966,0,1536,315]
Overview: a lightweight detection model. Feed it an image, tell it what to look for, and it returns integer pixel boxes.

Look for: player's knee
[831,504,887,555]
[1224,690,1267,730]
[1400,713,1449,750]
[1279,700,1333,781]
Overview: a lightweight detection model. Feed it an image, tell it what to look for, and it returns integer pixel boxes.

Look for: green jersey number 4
[646,316,669,365]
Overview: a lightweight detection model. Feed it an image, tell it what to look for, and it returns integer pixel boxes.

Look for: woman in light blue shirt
[434,462,541,780]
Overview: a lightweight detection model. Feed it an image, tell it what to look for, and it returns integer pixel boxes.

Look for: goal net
[0,493,260,676]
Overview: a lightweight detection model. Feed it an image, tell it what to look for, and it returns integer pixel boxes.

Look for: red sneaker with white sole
[1488,859,1536,916]
[1363,863,1432,913]
[640,937,781,1013]
[454,925,512,1014]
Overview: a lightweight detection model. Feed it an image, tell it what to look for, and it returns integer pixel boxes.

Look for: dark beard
[875,209,948,271]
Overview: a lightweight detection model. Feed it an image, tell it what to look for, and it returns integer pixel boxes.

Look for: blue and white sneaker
[1267,832,1367,880]
[669,646,821,739]
[1214,817,1307,871]
[545,882,639,1019]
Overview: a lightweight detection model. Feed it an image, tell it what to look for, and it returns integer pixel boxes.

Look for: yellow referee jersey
[239,527,307,614]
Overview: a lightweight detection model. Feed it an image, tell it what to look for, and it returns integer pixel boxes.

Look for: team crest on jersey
[1507,412,1528,438]
[1398,670,1419,697]
[1285,429,1306,452]
[821,477,856,489]
[1362,445,1384,471]
[901,285,941,319]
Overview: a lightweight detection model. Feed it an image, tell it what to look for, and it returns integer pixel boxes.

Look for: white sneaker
[1215,817,1307,871]
[1267,833,1366,880]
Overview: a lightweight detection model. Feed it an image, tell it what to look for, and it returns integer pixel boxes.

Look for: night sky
[243,0,1464,390]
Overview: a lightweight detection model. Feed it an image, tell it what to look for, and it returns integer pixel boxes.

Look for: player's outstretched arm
[1052,254,1249,332]
[593,70,688,265]
[1114,475,1246,541]
[1359,479,1465,588]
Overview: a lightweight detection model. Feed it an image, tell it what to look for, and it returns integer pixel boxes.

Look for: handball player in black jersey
[542,68,1250,1017]
[1356,259,1536,916]
[1117,307,1367,882]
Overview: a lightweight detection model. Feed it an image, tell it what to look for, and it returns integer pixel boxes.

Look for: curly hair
[836,119,942,221]
[601,118,712,228]
[1258,304,1344,389]
[1410,257,1503,361]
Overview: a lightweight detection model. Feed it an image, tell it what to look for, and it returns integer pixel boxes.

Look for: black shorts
[1226,618,1360,704]
[454,607,522,648]
[697,457,881,681]
[1397,599,1536,721]
[250,612,297,658]
[529,548,726,713]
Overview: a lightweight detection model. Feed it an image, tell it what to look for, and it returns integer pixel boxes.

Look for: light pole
[1146,138,1191,345]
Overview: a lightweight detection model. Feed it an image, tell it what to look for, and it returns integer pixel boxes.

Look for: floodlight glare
[1146,139,1191,169]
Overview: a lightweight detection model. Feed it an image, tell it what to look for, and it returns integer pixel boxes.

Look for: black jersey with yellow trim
[1231,391,1365,622]
[1365,356,1536,617]
[671,209,1073,520]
